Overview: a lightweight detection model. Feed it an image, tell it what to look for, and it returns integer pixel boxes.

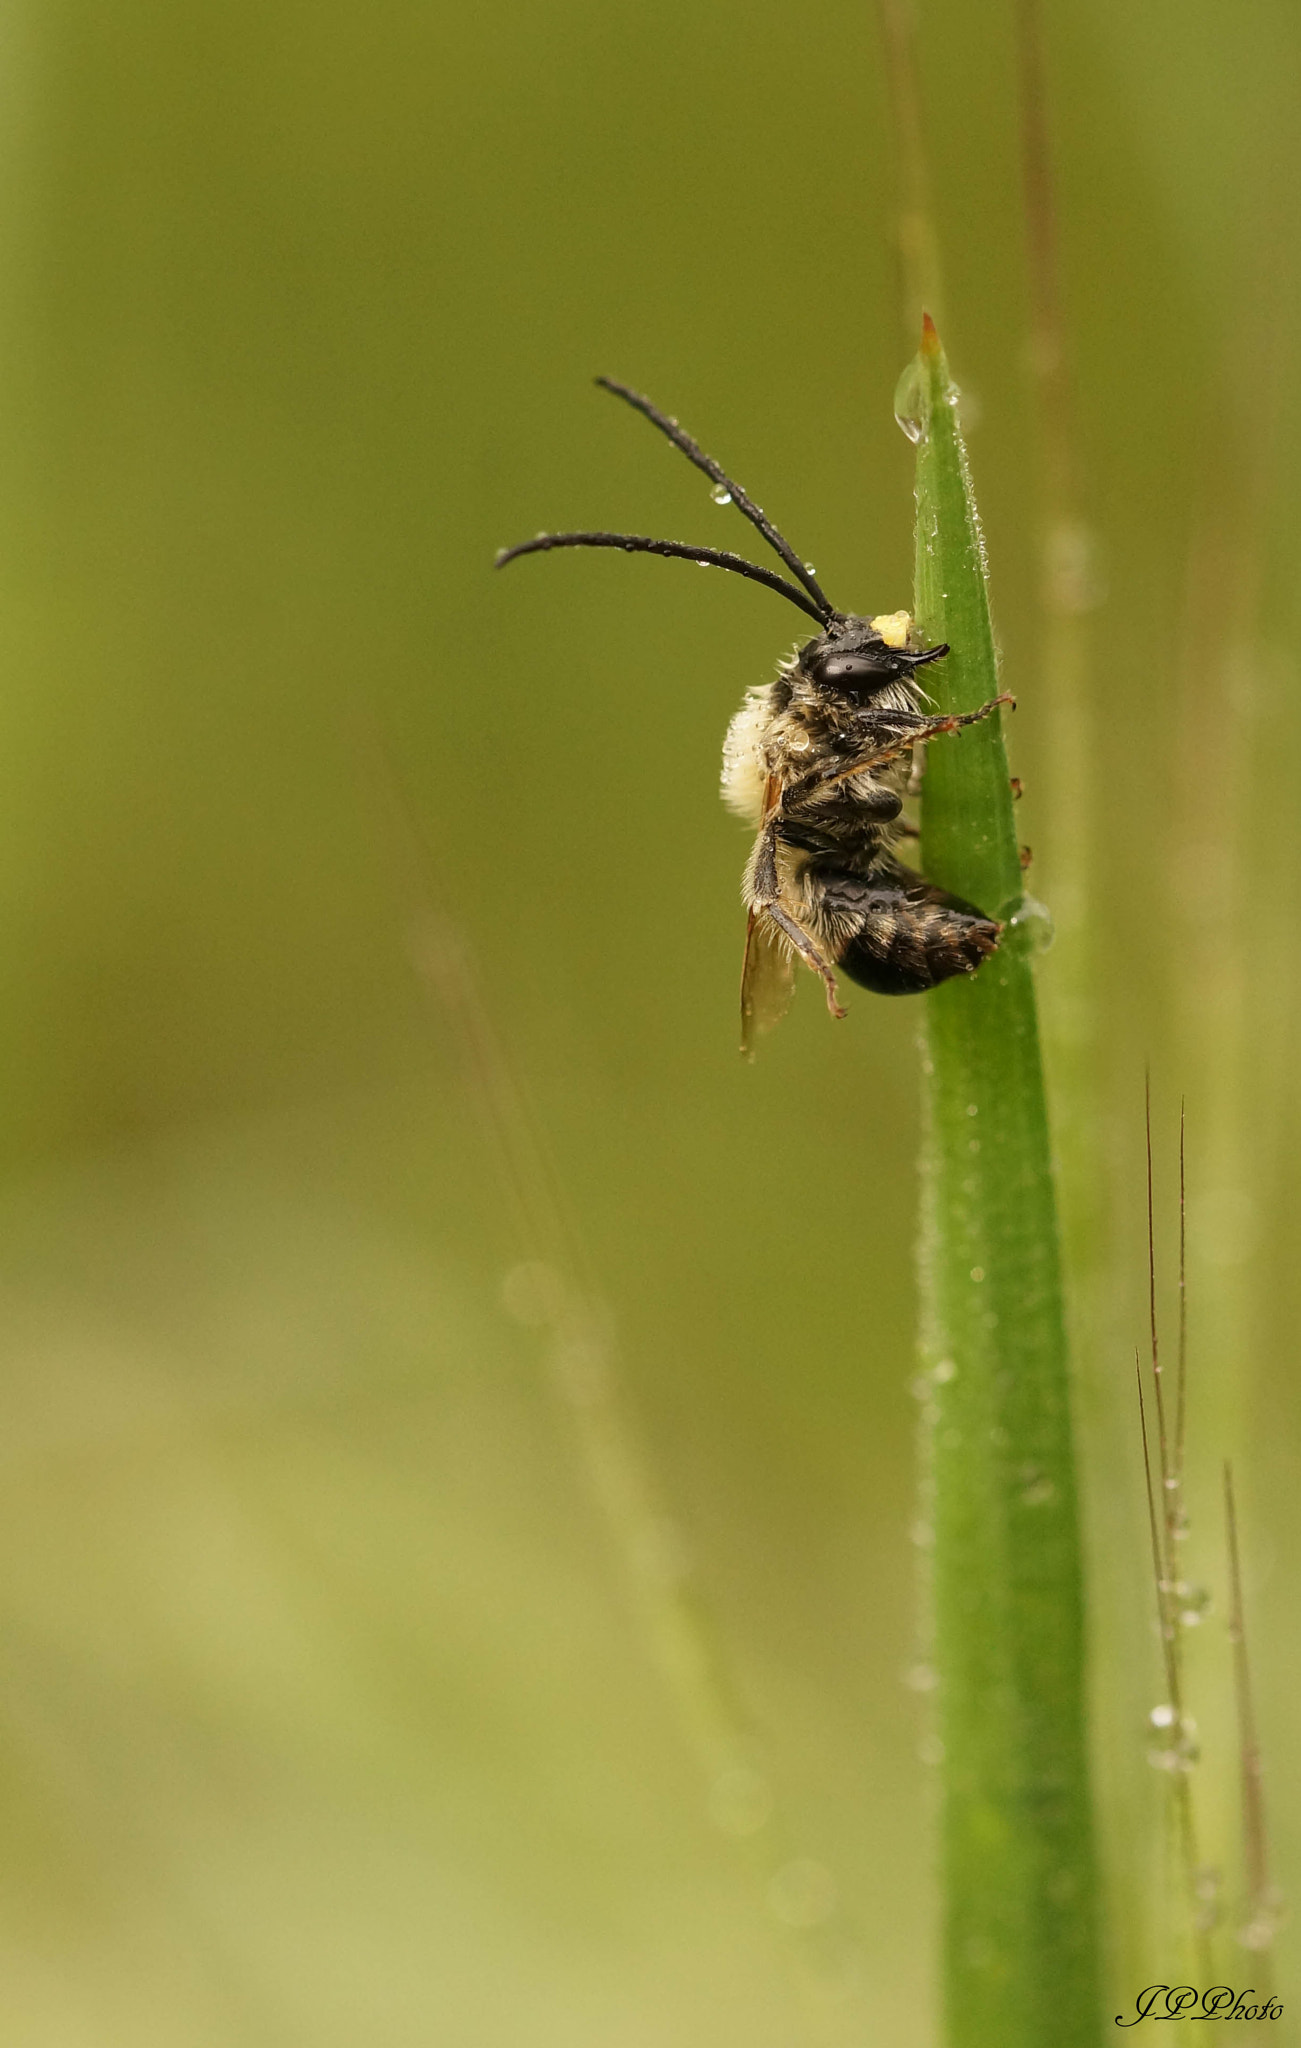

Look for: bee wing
[740,909,796,1057]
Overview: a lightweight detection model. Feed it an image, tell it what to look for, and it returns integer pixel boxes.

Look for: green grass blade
[909,316,1102,2047]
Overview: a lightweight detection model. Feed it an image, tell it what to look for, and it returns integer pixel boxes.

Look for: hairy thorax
[721,660,921,875]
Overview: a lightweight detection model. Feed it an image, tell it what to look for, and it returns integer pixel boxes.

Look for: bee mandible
[497,379,1010,1051]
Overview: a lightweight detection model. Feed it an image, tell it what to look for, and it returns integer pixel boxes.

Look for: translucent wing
[740,908,796,1057]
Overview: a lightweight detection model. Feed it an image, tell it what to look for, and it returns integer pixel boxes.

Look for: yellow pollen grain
[869,610,912,649]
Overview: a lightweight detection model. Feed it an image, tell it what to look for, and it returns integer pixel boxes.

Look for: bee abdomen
[814,863,1001,997]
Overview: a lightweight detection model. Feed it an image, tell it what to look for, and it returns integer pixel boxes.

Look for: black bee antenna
[494,530,829,626]
[594,377,838,623]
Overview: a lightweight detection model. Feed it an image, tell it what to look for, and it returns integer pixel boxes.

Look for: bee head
[801,612,948,702]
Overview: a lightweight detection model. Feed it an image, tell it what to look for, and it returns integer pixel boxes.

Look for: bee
[497,379,1010,1051]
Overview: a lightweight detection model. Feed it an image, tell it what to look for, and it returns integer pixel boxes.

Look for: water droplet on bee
[710,484,732,505]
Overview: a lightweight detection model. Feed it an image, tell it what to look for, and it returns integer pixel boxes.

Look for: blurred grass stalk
[911,317,1101,2046]
[875,0,943,337]
[1013,0,1103,1308]
[383,777,875,2015]
[401,876,759,1796]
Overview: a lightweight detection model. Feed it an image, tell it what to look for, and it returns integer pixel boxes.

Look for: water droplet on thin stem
[1146,1704,1199,1772]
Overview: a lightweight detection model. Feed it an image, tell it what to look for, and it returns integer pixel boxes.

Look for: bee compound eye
[811,649,895,691]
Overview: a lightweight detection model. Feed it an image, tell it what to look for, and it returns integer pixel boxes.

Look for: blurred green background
[0,1,1297,2041]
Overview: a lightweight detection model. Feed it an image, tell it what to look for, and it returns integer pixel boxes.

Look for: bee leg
[787,695,1014,798]
[906,692,1014,745]
[751,815,780,902]
[747,778,846,1016]
[762,900,847,1019]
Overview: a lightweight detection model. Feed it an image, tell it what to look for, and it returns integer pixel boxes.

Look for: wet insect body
[497,380,1009,1050]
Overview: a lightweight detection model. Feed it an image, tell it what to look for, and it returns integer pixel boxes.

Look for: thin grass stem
[1224,1461,1278,1955]
[1145,1078,1174,1526]
[1136,1110,1212,1979]
[1176,1101,1188,1485]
